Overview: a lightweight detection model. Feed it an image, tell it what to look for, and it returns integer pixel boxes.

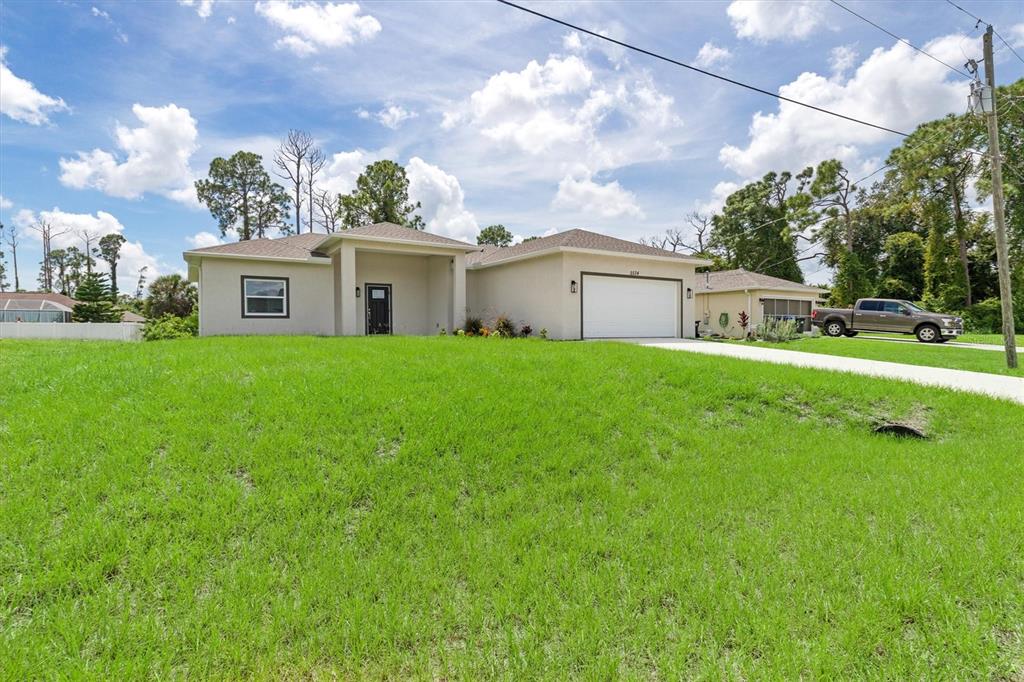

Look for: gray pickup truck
[811,298,964,343]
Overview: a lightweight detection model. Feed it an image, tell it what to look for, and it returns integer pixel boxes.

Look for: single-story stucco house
[693,268,830,337]
[183,222,711,340]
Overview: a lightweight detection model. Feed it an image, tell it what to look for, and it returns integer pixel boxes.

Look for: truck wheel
[824,320,845,337]
[843,331,859,337]
[916,324,940,343]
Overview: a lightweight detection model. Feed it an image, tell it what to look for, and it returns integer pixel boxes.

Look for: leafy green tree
[339,160,424,230]
[145,274,196,319]
[889,115,977,307]
[47,249,70,295]
[62,246,92,297]
[709,171,805,282]
[96,233,126,299]
[877,232,925,299]
[72,272,120,322]
[195,151,291,240]
[477,224,513,247]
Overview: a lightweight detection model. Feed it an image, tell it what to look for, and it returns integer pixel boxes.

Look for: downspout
[746,289,751,339]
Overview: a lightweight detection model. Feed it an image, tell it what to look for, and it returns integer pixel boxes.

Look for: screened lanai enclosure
[1,298,73,323]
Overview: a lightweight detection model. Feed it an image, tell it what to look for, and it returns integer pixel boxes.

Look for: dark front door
[365,284,392,335]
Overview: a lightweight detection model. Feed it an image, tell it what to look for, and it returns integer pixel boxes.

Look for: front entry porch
[330,238,467,336]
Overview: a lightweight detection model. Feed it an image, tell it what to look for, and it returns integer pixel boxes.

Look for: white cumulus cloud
[727,0,825,42]
[443,54,679,164]
[58,103,199,205]
[406,157,478,243]
[0,194,12,209]
[178,0,214,19]
[553,171,643,219]
[358,104,417,129]
[186,231,224,248]
[693,42,732,68]
[255,1,381,56]
[318,148,385,196]
[0,46,68,125]
[719,35,966,178]
[14,207,164,292]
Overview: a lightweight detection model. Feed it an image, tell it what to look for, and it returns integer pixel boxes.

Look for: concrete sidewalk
[631,339,1024,405]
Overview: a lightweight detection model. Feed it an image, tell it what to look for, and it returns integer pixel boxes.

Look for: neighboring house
[0,292,144,323]
[1,292,77,322]
[694,268,830,337]
[183,223,711,340]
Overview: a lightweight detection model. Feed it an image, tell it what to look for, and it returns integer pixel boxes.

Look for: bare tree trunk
[949,178,972,307]
[80,230,96,276]
[274,130,314,235]
[30,220,69,292]
[305,147,325,233]
[5,224,20,291]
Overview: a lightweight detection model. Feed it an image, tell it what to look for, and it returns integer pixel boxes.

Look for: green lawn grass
[958,332,1013,345]
[736,336,1024,376]
[2,337,1023,678]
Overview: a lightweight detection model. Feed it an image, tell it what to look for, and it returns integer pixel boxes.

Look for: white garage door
[582,274,679,338]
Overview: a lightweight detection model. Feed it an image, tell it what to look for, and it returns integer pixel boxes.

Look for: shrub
[494,315,517,338]
[143,312,198,341]
[539,328,548,339]
[962,297,1024,334]
[480,326,491,337]
[464,315,483,335]
[520,324,533,337]
[456,329,466,337]
[753,318,799,343]
[438,328,447,336]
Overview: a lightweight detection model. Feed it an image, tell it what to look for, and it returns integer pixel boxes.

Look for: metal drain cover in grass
[873,423,928,439]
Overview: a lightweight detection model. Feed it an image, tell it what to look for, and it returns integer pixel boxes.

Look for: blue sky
[1,0,1022,290]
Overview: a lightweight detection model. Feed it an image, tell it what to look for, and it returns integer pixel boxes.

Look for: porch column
[452,253,466,332]
[339,241,358,336]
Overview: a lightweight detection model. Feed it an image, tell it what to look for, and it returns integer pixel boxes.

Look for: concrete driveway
[630,339,1024,405]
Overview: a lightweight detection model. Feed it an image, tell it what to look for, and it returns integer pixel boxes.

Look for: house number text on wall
[629,270,640,276]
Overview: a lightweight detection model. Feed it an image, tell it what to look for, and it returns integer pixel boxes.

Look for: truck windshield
[903,301,925,312]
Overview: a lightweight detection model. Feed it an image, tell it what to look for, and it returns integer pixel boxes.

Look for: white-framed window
[241,276,289,318]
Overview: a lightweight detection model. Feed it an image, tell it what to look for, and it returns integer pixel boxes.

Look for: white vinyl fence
[0,322,144,341]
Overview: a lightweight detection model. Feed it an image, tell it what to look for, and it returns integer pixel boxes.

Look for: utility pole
[981,26,1018,368]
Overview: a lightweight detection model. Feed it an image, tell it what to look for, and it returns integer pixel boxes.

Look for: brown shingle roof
[184,223,477,261]
[698,268,828,294]
[185,233,328,260]
[466,228,710,267]
[339,222,477,248]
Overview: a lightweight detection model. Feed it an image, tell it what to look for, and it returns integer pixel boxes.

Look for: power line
[495,0,911,137]
[829,0,972,79]
[945,0,1024,66]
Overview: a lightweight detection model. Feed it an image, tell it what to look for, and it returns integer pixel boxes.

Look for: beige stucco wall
[198,258,334,336]
[466,252,564,336]
[353,252,454,335]
[467,250,699,340]
[696,287,823,338]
